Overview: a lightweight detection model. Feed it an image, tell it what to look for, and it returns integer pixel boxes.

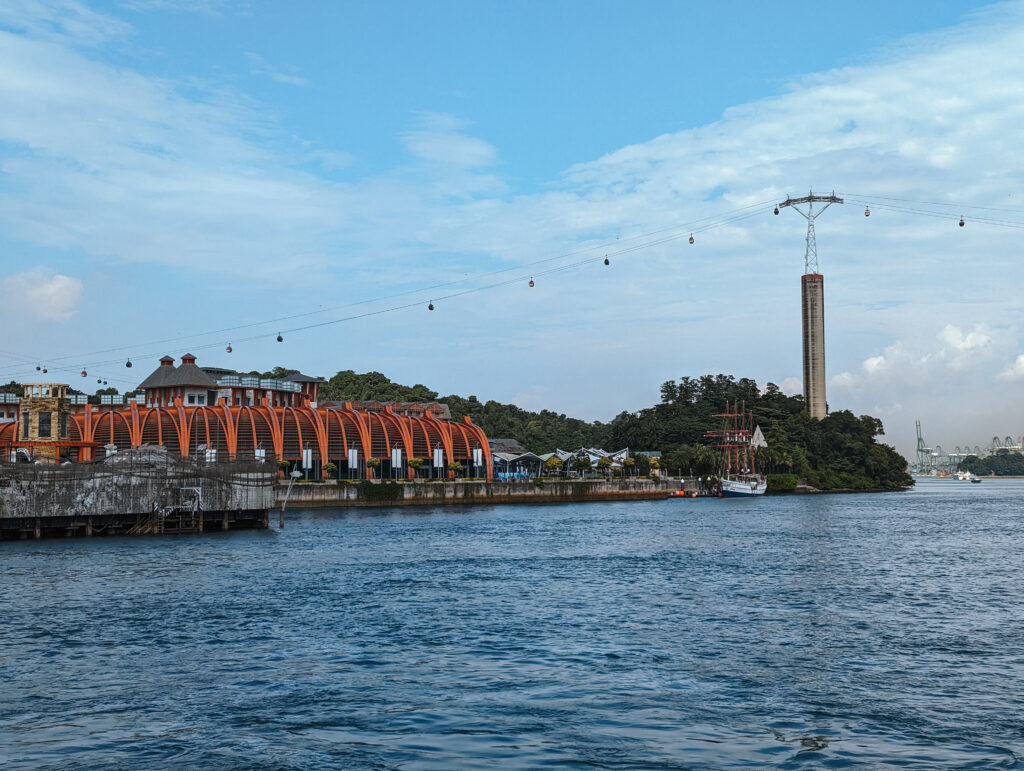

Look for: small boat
[970,477,982,483]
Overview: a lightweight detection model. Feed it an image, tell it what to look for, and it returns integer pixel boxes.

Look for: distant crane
[915,418,933,470]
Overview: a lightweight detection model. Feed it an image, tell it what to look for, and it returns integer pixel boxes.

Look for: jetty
[0,447,274,540]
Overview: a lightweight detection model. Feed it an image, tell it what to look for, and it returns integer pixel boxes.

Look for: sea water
[2,478,1022,768]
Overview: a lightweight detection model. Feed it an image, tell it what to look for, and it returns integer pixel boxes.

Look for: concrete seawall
[276,479,670,508]
[1,450,274,539]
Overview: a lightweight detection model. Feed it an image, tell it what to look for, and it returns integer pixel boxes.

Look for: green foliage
[573,455,592,471]
[632,454,651,476]
[960,450,1024,476]
[243,366,301,380]
[322,462,338,478]
[615,374,911,491]
[545,456,563,471]
[1,380,22,395]
[320,370,438,403]
[357,480,403,502]
[766,473,798,493]
[442,394,609,453]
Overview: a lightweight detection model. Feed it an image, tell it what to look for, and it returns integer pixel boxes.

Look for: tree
[366,456,381,478]
[545,456,563,475]
[321,462,337,479]
[623,457,635,476]
[597,456,613,474]
[447,461,463,477]
[408,457,424,477]
[573,455,592,474]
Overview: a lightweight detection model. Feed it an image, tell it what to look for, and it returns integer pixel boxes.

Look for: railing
[215,376,302,393]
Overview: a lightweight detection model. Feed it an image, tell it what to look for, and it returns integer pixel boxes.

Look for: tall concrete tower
[776,191,843,420]
[801,273,826,419]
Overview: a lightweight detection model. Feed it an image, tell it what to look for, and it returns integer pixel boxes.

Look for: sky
[1,0,1023,459]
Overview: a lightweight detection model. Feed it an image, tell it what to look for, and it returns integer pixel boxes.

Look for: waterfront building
[0,355,491,479]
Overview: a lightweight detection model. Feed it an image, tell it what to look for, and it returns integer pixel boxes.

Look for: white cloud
[401,112,498,168]
[779,377,802,396]
[998,354,1024,381]
[2,268,82,321]
[0,0,131,46]
[119,0,229,14]
[245,52,309,87]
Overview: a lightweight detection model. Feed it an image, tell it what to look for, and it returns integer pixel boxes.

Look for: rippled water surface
[3,479,1024,769]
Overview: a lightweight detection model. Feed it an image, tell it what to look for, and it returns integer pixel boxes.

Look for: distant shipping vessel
[705,401,768,496]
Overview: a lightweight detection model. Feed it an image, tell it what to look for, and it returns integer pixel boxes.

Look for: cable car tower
[776,190,843,420]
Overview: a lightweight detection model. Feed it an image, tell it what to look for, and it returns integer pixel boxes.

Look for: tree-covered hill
[625,374,912,490]
[316,370,911,490]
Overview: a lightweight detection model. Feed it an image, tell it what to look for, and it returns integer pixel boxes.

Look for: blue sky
[1,0,1023,456]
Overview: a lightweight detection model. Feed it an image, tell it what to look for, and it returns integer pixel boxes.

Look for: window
[197,394,205,405]
[60,412,68,438]
[38,411,51,438]
[23,413,29,440]
[187,394,196,405]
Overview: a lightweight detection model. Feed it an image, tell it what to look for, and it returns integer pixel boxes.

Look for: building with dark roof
[138,354,320,409]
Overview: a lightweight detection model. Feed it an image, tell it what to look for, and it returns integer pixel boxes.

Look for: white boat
[720,474,768,496]
[705,402,767,497]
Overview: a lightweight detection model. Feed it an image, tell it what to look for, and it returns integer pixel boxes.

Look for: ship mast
[704,400,754,476]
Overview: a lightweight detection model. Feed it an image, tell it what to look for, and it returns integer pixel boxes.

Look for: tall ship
[705,401,768,496]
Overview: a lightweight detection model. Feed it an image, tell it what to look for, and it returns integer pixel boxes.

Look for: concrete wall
[0,456,274,520]
[276,478,669,508]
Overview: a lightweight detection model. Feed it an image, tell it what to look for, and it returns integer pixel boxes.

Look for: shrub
[766,473,798,493]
